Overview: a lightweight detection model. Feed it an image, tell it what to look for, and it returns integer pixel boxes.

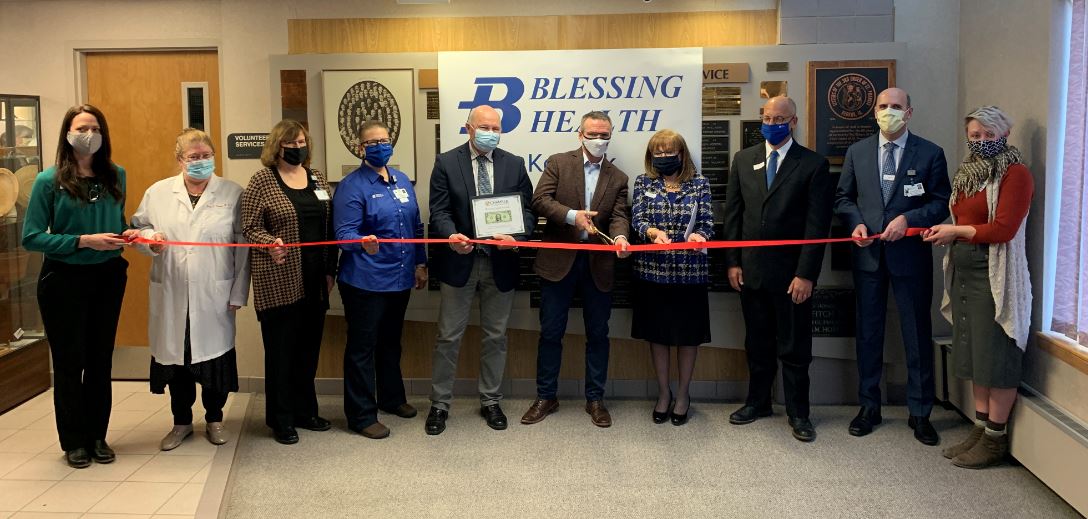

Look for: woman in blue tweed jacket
[630,129,714,426]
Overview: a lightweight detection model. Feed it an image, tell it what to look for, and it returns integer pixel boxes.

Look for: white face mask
[582,138,609,158]
[67,131,103,155]
[876,108,907,134]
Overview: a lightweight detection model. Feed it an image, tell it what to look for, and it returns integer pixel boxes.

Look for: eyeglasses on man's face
[362,138,392,147]
[761,115,794,125]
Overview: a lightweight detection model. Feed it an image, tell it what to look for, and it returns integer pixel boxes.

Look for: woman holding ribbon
[630,129,713,426]
[923,106,1033,469]
[23,105,128,468]
[333,120,427,440]
[241,119,338,445]
[125,128,249,450]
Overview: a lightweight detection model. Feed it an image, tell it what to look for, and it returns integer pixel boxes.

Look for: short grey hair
[466,105,503,125]
[965,105,1013,136]
[579,111,612,132]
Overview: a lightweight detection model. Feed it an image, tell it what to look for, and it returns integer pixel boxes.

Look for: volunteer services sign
[439,48,703,183]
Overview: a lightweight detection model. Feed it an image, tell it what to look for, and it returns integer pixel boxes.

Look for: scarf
[951,145,1024,202]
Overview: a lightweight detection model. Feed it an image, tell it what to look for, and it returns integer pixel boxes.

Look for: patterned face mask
[967,136,1007,159]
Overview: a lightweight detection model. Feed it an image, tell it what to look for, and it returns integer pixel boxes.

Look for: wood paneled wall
[316,317,748,381]
[288,10,778,54]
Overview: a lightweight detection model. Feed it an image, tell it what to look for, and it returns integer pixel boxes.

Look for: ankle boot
[952,431,1009,469]
[942,425,984,459]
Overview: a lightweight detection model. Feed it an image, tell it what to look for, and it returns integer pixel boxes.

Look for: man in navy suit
[835,88,951,446]
[425,105,535,436]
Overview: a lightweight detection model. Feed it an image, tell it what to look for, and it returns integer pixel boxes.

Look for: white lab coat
[130,174,250,365]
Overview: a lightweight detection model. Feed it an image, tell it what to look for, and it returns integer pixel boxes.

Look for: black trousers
[340,283,411,430]
[259,303,326,429]
[37,257,128,451]
[168,368,228,425]
[739,284,813,419]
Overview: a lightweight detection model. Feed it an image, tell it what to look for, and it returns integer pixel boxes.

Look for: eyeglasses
[761,115,793,125]
[362,138,392,147]
[281,139,308,148]
[183,153,214,162]
[652,151,678,158]
[582,132,611,140]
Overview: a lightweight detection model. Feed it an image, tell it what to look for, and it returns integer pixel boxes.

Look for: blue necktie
[477,155,492,195]
[766,150,779,189]
[881,142,897,204]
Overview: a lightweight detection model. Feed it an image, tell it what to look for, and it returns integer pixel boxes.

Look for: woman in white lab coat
[124,128,250,450]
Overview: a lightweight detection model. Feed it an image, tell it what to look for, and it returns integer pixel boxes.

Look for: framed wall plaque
[806,60,895,164]
[322,69,417,181]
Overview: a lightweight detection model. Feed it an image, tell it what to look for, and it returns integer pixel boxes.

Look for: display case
[0,94,49,414]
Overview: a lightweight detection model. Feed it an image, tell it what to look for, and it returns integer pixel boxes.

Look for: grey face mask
[67,131,102,155]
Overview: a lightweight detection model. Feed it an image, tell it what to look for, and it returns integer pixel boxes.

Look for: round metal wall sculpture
[337,80,402,159]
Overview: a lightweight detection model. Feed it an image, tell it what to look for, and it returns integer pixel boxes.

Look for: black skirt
[631,278,711,346]
[150,311,239,394]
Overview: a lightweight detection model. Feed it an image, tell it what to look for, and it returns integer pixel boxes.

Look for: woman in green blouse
[23,104,129,469]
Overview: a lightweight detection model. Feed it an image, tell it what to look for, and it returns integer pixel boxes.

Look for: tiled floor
[0,381,245,518]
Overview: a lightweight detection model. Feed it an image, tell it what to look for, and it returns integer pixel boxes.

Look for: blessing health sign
[438,48,703,185]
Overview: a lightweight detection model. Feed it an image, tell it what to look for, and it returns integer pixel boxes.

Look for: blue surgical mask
[186,158,215,180]
[364,142,394,167]
[760,123,791,146]
[473,129,500,152]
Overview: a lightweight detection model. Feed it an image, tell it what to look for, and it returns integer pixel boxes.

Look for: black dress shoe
[729,405,772,425]
[848,407,882,437]
[789,416,817,442]
[273,426,299,445]
[652,403,672,424]
[908,415,940,446]
[670,407,690,426]
[295,416,332,431]
[425,407,448,436]
[90,440,115,464]
[480,404,508,430]
[65,447,91,469]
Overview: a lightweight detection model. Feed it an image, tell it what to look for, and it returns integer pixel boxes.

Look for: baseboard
[1012,385,1088,516]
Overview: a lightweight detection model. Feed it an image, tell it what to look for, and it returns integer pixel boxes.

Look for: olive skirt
[949,242,1023,389]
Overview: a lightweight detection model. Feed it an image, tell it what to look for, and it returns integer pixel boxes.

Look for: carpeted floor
[223,396,1080,518]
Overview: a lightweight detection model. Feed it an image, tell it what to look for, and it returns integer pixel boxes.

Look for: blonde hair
[261,119,311,168]
[175,128,215,160]
[643,129,697,182]
[965,105,1013,136]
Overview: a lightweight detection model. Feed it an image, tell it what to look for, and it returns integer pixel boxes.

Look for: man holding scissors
[521,111,631,428]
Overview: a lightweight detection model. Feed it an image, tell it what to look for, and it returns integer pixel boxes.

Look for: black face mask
[652,155,682,176]
[282,146,308,166]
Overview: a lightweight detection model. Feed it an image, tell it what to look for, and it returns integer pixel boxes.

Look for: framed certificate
[471,193,526,238]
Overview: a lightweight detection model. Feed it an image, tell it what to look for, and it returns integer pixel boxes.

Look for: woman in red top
[922,106,1033,469]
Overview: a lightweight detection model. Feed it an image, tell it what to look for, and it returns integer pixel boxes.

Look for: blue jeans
[536,252,612,401]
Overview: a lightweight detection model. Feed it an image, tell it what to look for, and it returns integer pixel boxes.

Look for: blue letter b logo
[457,77,524,133]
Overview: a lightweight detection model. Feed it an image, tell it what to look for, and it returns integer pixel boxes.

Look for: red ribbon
[132,228,925,252]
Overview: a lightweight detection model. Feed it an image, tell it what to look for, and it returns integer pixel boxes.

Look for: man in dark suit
[724,96,833,442]
[835,87,951,446]
[425,104,535,436]
[520,111,631,428]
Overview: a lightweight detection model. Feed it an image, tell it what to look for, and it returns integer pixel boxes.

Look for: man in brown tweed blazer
[521,111,631,428]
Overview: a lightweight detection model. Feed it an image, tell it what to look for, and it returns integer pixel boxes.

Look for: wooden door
[84,50,221,349]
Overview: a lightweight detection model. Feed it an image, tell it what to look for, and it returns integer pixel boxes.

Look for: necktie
[881,142,897,204]
[766,150,779,189]
[477,155,492,196]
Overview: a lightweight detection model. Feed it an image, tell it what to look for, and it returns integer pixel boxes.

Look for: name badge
[907,169,917,176]
[904,183,925,197]
[314,189,330,201]
[753,162,765,170]
[393,188,410,203]
[371,193,385,199]
[882,174,896,181]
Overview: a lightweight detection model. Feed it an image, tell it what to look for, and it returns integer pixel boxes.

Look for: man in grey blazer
[425,105,535,436]
[835,88,951,446]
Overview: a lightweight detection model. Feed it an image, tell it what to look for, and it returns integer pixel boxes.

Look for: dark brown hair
[261,119,311,168]
[54,104,121,203]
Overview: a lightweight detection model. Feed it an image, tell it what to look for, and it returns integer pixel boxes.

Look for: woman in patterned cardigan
[630,129,714,426]
[241,119,339,445]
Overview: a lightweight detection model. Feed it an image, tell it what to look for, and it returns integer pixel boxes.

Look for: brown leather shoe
[358,422,390,439]
[586,400,612,428]
[520,399,559,425]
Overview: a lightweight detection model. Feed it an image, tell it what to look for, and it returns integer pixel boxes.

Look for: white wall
[0,0,963,382]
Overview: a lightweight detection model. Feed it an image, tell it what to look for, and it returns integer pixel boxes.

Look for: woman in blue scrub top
[333,119,427,440]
